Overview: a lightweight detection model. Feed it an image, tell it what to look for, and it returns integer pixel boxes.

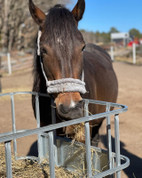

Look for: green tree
[101,32,110,43]
[95,31,100,43]
[109,27,119,34]
[129,28,142,38]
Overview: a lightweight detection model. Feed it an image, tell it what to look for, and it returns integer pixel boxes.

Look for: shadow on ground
[100,135,142,178]
[27,135,142,178]
[27,141,38,157]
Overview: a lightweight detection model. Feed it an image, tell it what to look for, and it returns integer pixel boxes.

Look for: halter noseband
[37,30,87,94]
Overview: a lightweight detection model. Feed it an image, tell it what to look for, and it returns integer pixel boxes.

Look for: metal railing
[0,91,130,178]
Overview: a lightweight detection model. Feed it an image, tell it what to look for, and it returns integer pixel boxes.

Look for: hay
[0,141,109,177]
[66,123,85,143]
[0,137,109,177]
[0,144,79,178]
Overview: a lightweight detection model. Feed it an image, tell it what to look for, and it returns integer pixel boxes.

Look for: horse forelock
[39,5,84,77]
[43,5,77,43]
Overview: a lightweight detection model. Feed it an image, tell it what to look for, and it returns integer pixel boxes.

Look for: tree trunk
[0,0,71,52]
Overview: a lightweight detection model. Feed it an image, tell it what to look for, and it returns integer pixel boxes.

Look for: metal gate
[0,91,130,178]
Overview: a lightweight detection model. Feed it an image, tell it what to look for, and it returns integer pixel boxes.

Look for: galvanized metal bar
[92,154,130,178]
[85,122,92,177]
[0,91,50,99]
[35,94,40,128]
[84,98,127,109]
[0,103,127,144]
[10,94,17,159]
[35,94,44,162]
[48,131,55,178]
[5,141,12,178]
[114,115,121,178]
[84,100,92,177]
[0,92,127,111]
[0,92,130,178]
[106,103,113,170]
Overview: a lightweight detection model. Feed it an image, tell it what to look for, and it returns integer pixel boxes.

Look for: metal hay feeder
[0,91,130,178]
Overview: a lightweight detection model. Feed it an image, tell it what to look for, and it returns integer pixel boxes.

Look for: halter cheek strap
[37,30,87,94]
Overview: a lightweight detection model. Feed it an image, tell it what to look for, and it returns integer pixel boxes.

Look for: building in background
[111,32,130,47]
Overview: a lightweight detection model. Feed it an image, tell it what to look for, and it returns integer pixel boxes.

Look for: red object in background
[128,40,140,47]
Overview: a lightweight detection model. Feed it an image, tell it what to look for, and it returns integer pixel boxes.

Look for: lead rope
[37,30,87,94]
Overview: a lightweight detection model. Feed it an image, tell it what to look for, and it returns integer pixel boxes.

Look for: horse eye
[82,45,86,52]
[41,48,48,55]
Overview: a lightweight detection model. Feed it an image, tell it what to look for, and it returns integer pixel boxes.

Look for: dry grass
[115,56,142,65]
[0,144,80,178]
[0,140,108,178]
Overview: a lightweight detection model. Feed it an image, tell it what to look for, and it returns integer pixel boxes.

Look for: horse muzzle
[55,92,84,120]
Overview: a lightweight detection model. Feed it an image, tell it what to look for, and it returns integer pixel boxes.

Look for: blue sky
[68,0,142,33]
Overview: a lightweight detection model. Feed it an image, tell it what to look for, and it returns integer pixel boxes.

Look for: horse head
[29,0,86,120]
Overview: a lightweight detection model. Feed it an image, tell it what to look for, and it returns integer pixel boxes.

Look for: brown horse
[29,0,118,143]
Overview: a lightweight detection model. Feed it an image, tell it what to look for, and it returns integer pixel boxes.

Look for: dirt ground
[0,61,142,177]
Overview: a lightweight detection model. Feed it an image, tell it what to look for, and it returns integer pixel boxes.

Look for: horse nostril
[59,104,70,114]
[76,100,84,108]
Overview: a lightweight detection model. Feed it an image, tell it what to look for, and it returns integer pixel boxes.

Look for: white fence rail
[0,52,33,75]
[109,44,142,65]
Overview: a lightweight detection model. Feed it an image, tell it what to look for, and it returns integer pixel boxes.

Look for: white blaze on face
[57,38,63,46]
[70,97,76,108]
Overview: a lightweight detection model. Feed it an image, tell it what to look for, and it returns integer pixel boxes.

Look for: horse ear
[29,0,46,26]
[72,0,85,22]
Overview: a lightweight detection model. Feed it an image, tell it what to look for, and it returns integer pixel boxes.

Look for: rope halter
[37,30,87,94]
